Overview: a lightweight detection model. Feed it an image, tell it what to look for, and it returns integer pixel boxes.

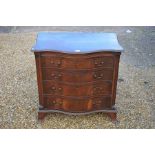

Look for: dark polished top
[31,32,124,53]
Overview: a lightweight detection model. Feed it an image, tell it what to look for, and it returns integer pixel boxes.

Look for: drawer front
[41,56,114,69]
[61,58,92,69]
[41,56,92,69]
[43,81,112,96]
[43,96,91,112]
[41,56,62,68]
[42,68,113,82]
[43,96,112,112]
[93,56,114,68]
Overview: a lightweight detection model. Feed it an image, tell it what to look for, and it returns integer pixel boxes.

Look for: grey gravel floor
[0,26,155,128]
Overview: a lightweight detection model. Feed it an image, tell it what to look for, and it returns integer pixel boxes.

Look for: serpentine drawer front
[42,68,113,82]
[31,32,123,121]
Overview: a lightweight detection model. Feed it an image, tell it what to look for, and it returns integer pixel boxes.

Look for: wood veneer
[34,52,121,121]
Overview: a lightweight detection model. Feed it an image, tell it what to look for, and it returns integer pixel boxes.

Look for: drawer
[42,81,112,96]
[43,96,112,112]
[40,56,114,69]
[41,56,92,69]
[43,96,91,112]
[41,56,62,68]
[93,56,114,68]
[61,57,92,69]
[42,68,113,82]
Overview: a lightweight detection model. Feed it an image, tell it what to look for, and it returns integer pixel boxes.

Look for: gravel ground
[0,27,155,128]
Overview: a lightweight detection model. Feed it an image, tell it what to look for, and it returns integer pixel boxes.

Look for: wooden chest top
[31,32,123,53]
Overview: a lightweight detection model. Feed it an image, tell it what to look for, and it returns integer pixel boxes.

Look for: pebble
[118,78,124,82]
[126,29,132,33]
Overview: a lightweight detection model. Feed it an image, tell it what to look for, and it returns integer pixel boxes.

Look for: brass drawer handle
[58,87,62,91]
[55,101,63,106]
[51,60,54,64]
[52,100,56,104]
[47,100,56,105]
[98,74,103,78]
[51,73,62,79]
[47,100,63,106]
[93,73,103,79]
[51,86,56,90]
[59,101,63,105]
[94,60,104,65]
[93,74,97,78]
[57,61,61,66]
[93,100,102,105]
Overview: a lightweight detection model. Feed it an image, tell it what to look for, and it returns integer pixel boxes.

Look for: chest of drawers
[32,32,123,121]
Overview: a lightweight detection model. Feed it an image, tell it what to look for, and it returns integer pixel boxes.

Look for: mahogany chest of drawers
[31,32,123,121]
